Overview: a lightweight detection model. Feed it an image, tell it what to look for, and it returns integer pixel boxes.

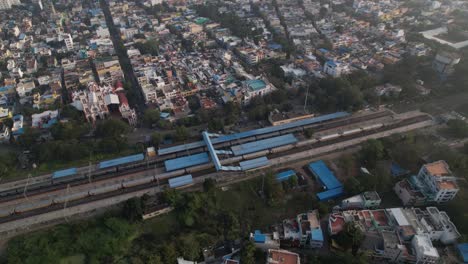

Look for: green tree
[240,241,256,264]
[122,197,143,222]
[174,126,189,142]
[304,128,314,139]
[161,244,178,264]
[143,109,160,128]
[263,172,284,206]
[95,119,130,138]
[335,222,364,255]
[446,119,468,138]
[151,132,162,147]
[360,139,384,168]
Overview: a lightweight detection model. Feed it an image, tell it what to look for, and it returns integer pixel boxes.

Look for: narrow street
[99,0,146,112]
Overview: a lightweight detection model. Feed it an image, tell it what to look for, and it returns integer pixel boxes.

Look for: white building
[60,33,74,51]
[242,79,275,105]
[71,82,137,126]
[323,60,346,77]
[411,235,439,264]
[417,161,458,203]
[0,0,13,10]
[395,161,459,205]
[0,123,10,143]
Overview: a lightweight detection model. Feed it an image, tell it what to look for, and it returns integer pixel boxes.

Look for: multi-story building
[71,82,137,126]
[412,235,439,264]
[432,51,460,79]
[339,191,381,210]
[328,206,459,263]
[0,0,13,10]
[241,79,275,105]
[394,161,459,205]
[282,210,324,248]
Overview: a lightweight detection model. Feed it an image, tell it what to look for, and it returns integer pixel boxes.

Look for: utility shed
[98,154,145,169]
[308,160,342,190]
[52,168,77,179]
[240,157,270,171]
[230,134,297,156]
[164,152,210,171]
[168,174,193,188]
[276,170,296,182]
[317,187,344,201]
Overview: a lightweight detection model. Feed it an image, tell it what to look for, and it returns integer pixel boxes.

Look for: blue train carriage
[98,153,145,172]
[52,167,78,183]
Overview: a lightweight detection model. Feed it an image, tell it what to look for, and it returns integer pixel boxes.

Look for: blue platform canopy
[168,174,193,188]
[98,154,145,169]
[164,152,210,171]
[230,134,297,156]
[158,112,349,155]
[240,157,270,171]
[52,168,77,179]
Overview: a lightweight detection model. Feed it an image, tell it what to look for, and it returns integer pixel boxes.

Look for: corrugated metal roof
[317,187,344,201]
[239,157,270,171]
[52,168,77,179]
[308,160,342,190]
[164,152,210,171]
[276,170,296,182]
[158,112,349,155]
[231,134,297,156]
[98,154,145,169]
[168,174,193,188]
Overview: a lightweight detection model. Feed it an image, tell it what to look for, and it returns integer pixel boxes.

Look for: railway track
[0,110,392,201]
[0,113,432,225]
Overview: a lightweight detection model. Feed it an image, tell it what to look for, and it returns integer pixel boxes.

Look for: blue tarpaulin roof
[158,112,349,155]
[391,163,409,177]
[164,152,210,171]
[311,228,324,242]
[52,168,77,179]
[308,160,342,190]
[317,187,344,201]
[231,134,297,156]
[168,174,193,188]
[253,230,266,243]
[276,170,296,182]
[458,244,468,263]
[240,157,270,171]
[98,154,144,169]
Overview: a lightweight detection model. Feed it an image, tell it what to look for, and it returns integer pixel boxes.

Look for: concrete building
[432,51,460,79]
[0,0,13,10]
[323,60,346,77]
[250,230,280,250]
[412,235,439,264]
[71,82,137,126]
[282,210,324,248]
[266,249,300,264]
[394,161,459,205]
[339,191,381,210]
[242,79,275,105]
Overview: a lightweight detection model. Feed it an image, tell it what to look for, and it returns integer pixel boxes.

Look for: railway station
[0,109,434,236]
